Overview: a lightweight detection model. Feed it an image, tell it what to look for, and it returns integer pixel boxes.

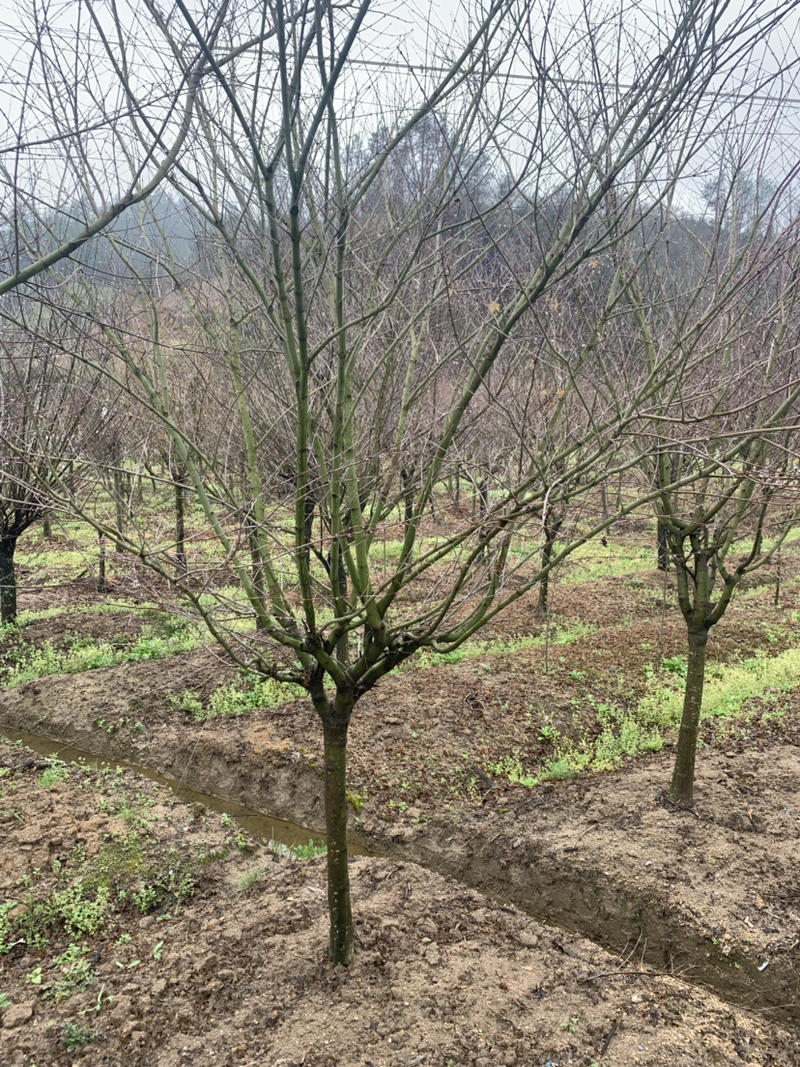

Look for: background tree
[0,321,106,621]
[623,171,800,805]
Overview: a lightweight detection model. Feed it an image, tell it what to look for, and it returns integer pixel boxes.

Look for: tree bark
[400,466,415,573]
[303,494,315,570]
[657,520,669,571]
[477,477,489,560]
[247,521,267,631]
[0,536,18,624]
[774,551,781,607]
[537,511,562,617]
[600,482,609,520]
[113,467,126,553]
[97,532,107,593]
[322,715,355,964]
[174,469,187,577]
[669,626,709,805]
[614,471,624,511]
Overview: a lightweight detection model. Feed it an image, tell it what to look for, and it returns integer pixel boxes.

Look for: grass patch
[266,838,326,860]
[236,866,268,894]
[408,620,596,673]
[167,674,304,722]
[560,539,655,584]
[2,830,207,958]
[11,601,159,630]
[4,623,202,687]
[636,646,800,728]
[487,646,800,793]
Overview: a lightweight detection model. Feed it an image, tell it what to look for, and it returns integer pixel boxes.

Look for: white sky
[0,0,799,220]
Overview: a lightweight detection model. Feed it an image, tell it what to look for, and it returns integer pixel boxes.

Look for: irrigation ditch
[1,663,798,1033]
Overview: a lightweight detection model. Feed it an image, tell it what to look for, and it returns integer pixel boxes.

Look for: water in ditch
[0,726,347,853]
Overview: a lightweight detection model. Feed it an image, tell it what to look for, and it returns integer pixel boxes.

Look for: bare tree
[0,320,106,621]
[6,0,800,964]
[624,175,800,805]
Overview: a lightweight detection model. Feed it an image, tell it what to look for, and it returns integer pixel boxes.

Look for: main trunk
[322,717,354,964]
[247,525,268,631]
[303,494,315,570]
[669,626,709,805]
[0,537,17,624]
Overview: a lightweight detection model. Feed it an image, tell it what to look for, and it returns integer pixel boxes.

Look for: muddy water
[0,726,337,853]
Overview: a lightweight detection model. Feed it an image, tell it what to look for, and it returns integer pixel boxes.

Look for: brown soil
[2,739,799,1067]
[3,536,800,1062]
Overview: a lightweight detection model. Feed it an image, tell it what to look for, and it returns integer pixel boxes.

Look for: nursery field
[1,516,800,1065]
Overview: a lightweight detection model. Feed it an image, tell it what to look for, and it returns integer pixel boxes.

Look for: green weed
[37,762,70,788]
[12,600,147,629]
[408,620,596,673]
[60,1021,97,1050]
[0,901,19,955]
[131,858,195,914]
[45,945,96,1003]
[52,883,111,936]
[167,675,304,722]
[237,866,267,894]
[5,623,201,687]
[485,753,537,789]
[267,838,326,860]
[561,539,655,584]
[540,757,579,782]
[637,647,800,728]
[132,885,158,915]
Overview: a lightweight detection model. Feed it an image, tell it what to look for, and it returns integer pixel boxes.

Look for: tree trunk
[42,514,52,540]
[614,471,624,510]
[303,494,315,570]
[400,467,414,573]
[774,550,781,608]
[669,626,709,805]
[248,522,268,631]
[174,469,187,576]
[0,536,18,624]
[657,520,669,571]
[97,532,107,593]
[113,467,126,553]
[537,513,562,617]
[322,716,355,964]
[477,478,489,560]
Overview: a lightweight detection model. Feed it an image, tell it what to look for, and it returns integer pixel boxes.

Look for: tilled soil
[2,649,800,1024]
[2,739,799,1067]
[3,546,800,1062]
